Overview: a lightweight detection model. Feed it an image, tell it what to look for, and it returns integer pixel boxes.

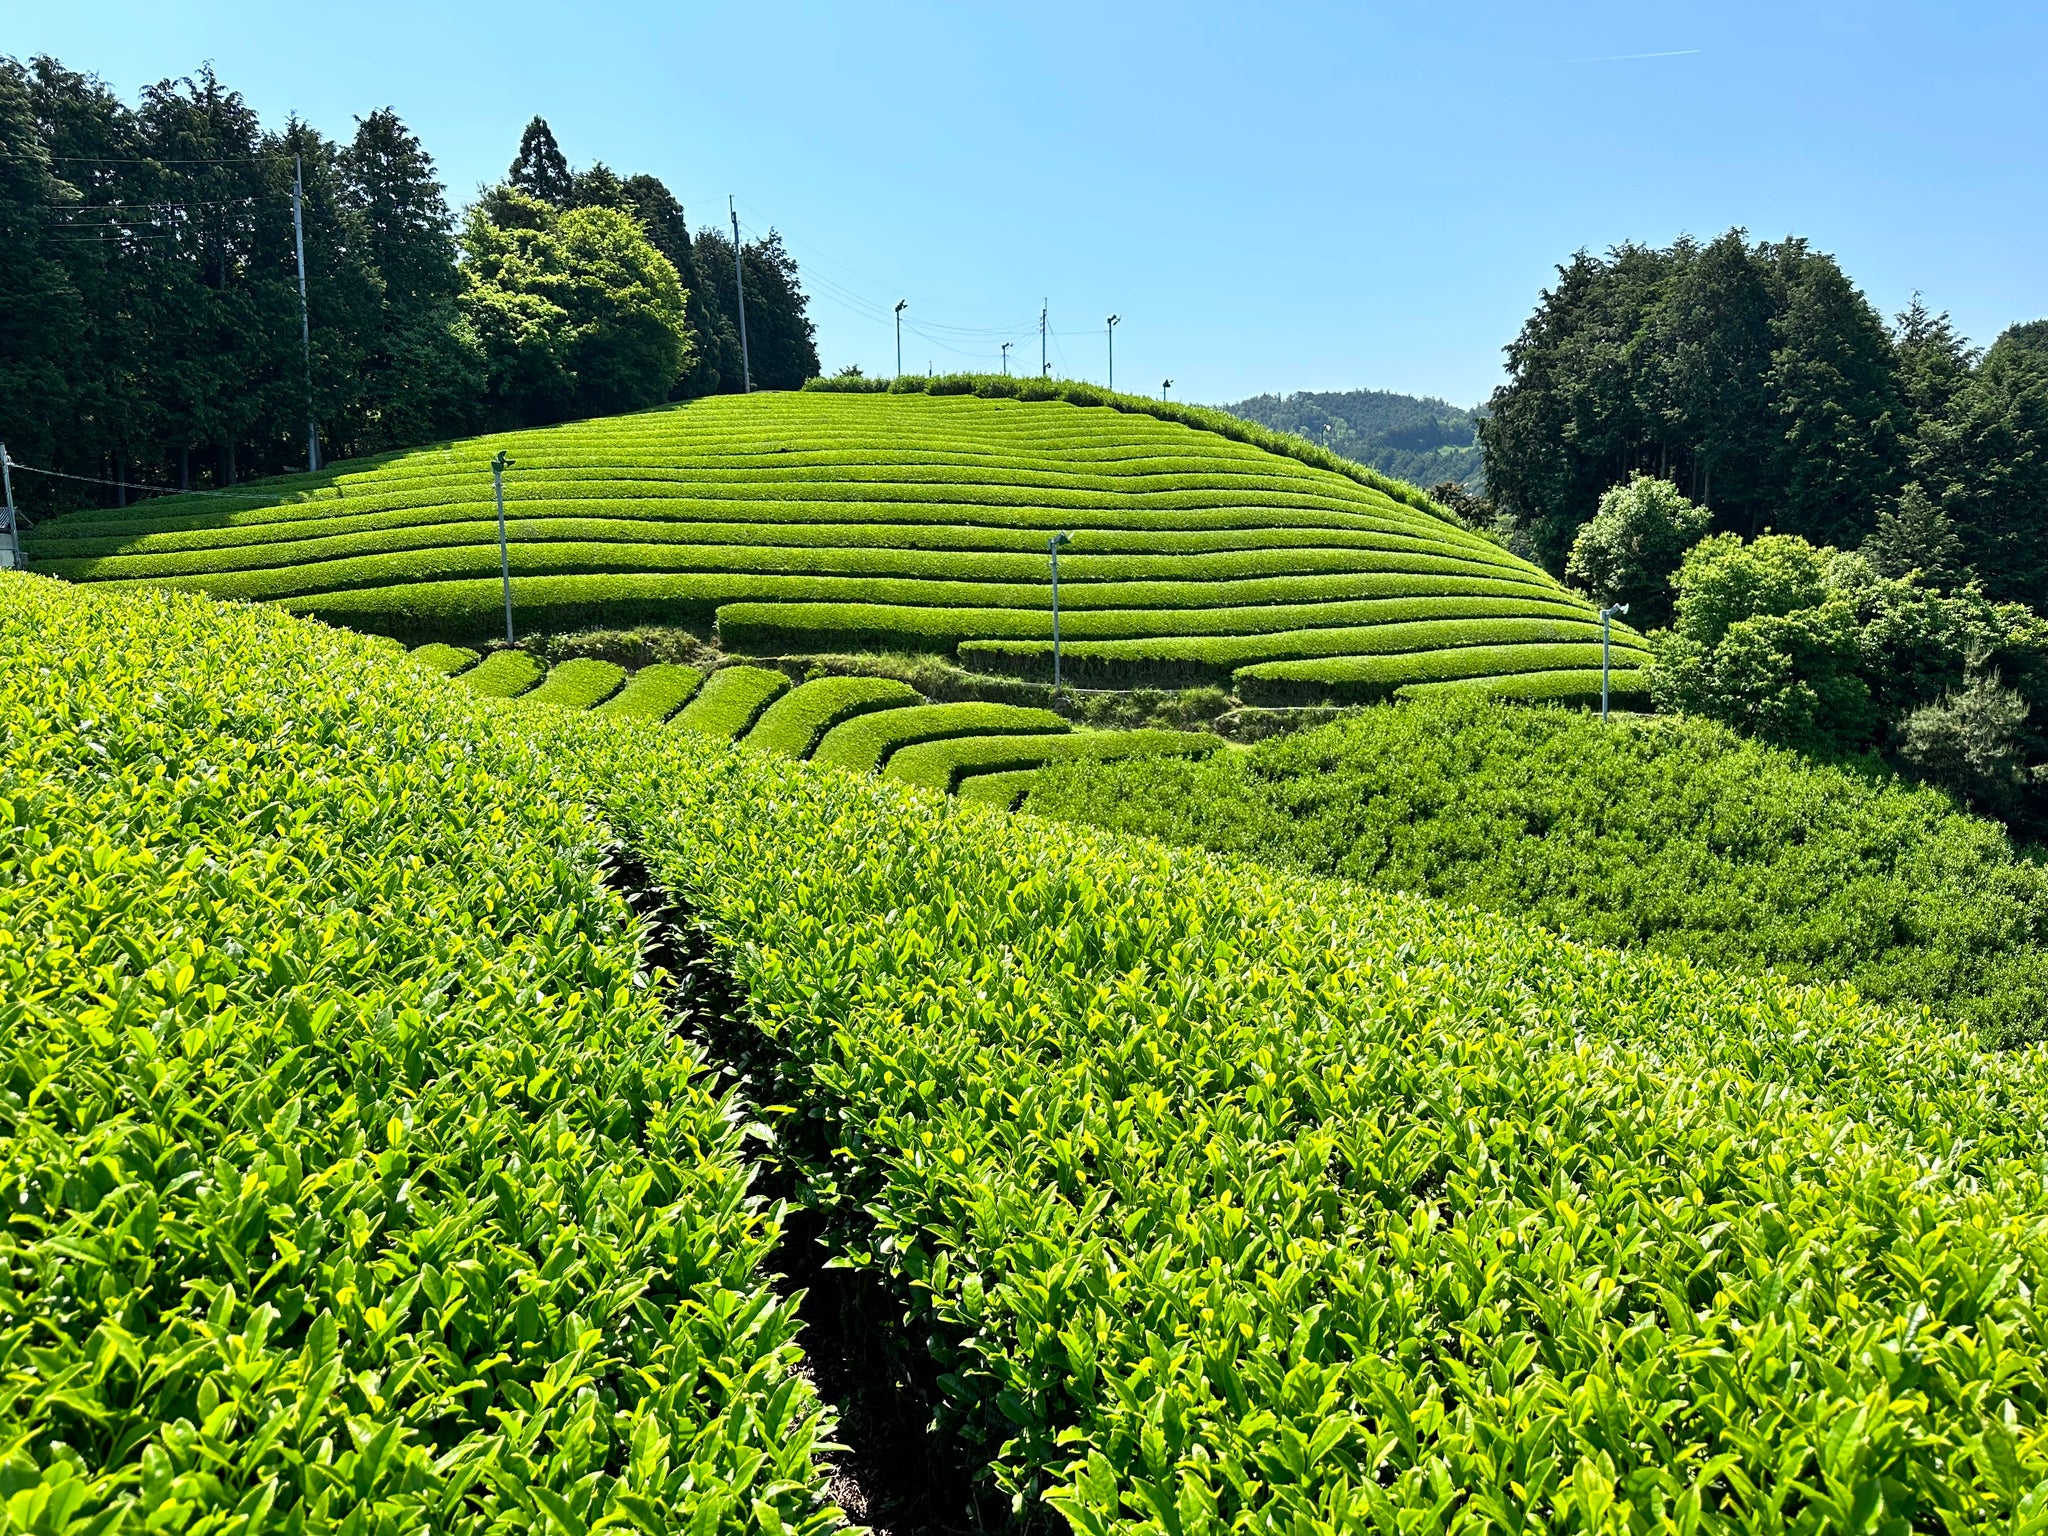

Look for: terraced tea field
[437,643,1217,801]
[25,386,1651,703]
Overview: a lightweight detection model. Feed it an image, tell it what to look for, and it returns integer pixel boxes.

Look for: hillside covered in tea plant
[24,383,1649,706]
[11,569,2048,1534]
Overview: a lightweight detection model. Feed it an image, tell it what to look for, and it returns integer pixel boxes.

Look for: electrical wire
[9,460,282,501]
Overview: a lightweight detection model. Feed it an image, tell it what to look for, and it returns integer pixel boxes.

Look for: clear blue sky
[11,1,2045,407]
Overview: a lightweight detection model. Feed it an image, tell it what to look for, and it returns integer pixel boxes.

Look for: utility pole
[1040,299,1048,377]
[1000,340,1012,376]
[493,451,517,644]
[1047,531,1073,689]
[0,444,19,570]
[293,155,320,473]
[895,300,907,378]
[1161,378,1173,401]
[1599,602,1630,721]
[729,198,752,392]
[1106,314,1119,392]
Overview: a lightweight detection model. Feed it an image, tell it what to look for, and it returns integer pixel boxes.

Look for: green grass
[1234,643,1650,703]
[519,655,626,709]
[671,663,790,739]
[24,391,1636,694]
[408,640,478,674]
[810,701,1068,775]
[883,727,1221,793]
[459,647,546,697]
[0,574,836,1534]
[591,660,704,721]
[744,675,924,757]
[955,767,1041,811]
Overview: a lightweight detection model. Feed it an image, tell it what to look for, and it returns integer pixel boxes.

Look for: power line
[8,460,283,501]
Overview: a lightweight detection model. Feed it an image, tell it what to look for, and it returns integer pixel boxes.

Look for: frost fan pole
[1048,530,1073,689]
[730,198,752,392]
[293,155,320,473]
[493,451,516,643]
[1599,602,1630,721]
[1106,314,1119,392]
[0,444,18,570]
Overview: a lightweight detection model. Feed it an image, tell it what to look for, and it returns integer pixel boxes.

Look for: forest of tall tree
[0,58,817,514]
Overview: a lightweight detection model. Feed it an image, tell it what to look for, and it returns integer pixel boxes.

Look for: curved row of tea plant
[570,692,2048,1535]
[26,391,1639,700]
[0,574,837,1535]
[1029,693,2048,1044]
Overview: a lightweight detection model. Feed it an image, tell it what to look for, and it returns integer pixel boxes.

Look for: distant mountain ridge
[1220,389,1485,493]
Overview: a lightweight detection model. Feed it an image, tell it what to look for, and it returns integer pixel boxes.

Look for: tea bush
[671,664,789,740]
[745,676,924,758]
[1030,693,2048,1043]
[882,727,1220,794]
[591,660,703,720]
[458,648,545,697]
[0,574,837,1534]
[811,701,1068,774]
[520,655,626,709]
[408,641,477,675]
[579,690,2048,1534]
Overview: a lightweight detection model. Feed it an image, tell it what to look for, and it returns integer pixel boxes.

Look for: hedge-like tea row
[409,640,478,675]
[592,660,704,720]
[713,589,1584,653]
[882,727,1221,793]
[571,696,2048,1535]
[672,664,791,740]
[955,767,1041,811]
[1398,665,1654,705]
[24,391,1630,694]
[745,675,925,758]
[0,575,837,1534]
[1231,640,1648,704]
[811,701,1068,775]
[521,655,626,709]
[459,648,545,698]
[962,619,1637,688]
[276,569,1581,647]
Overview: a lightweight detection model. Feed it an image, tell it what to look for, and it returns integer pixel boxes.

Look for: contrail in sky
[1554,48,1704,64]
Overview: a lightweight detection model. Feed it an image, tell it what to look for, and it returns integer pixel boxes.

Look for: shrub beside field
[1030,694,2048,1043]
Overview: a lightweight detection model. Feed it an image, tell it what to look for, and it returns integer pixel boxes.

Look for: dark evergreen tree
[1920,322,2048,609]
[1863,482,1969,589]
[340,107,480,448]
[1481,232,1907,571]
[507,116,572,205]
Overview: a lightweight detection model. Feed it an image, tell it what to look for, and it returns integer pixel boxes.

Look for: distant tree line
[1481,230,2048,612]
[0,58,816,513]
[1221,389,1485,494]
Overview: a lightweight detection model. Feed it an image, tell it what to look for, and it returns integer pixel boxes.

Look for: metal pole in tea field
[1106,314,1119,391]
[1001,340,1012,375]
[730,198,752,392]
[493,451,517,644]
[0,444,18,570]
[1040,300,1048,377]
[1599,602,1629,721]
[1048,530,1073,689]
[894,300,906,377]
[293,155,320,473]
[1161,378,1172,400]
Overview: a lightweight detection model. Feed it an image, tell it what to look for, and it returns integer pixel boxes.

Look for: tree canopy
[0,65,819,514]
